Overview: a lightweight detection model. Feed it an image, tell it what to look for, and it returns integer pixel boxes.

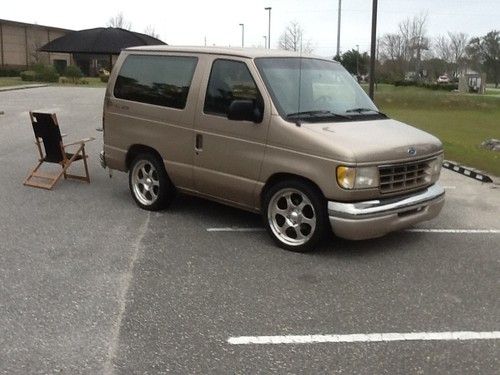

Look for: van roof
[125,45,337,62]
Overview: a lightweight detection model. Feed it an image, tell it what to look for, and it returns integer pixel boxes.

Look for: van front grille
[378,159,433,194]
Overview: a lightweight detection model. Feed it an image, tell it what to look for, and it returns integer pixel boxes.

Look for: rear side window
[114,55,198,109]
[204,59,261,116]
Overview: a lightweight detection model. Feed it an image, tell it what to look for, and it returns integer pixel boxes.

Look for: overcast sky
[3,0,499,57]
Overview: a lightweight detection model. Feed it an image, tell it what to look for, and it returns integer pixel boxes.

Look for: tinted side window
[204,59,262,116]
[114,55,198,109]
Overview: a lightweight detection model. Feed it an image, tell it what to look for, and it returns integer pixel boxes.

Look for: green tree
[65,65,83,83]
[467,31,500,87]
[339,49,369,76]
[482,31,500,87]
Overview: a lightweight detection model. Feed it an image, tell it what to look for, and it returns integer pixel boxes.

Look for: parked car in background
[437,75,450,84]
[101,46,445,252]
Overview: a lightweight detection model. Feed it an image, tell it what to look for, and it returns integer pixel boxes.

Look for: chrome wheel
[131,160,160,206]
[267,188,317,246]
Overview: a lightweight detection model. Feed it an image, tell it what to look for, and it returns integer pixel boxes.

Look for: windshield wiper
[345,107,387,117]
[286,110,351,120]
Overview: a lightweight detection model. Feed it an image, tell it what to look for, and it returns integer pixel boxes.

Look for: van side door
[105,53,202,190]
[193,57,270,210]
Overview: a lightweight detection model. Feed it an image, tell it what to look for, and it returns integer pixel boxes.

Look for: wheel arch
[260,173,326,205]
[126,144,164,171]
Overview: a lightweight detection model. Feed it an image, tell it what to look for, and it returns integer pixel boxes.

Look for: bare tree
[144,25,160,39]
[378,33,407,81]
[398,13,429,64]
[379,33,405,61]
[377,13,475,82]
[433,32,469,76]
[107,12,132,30]
[25,22,48,65]
[377,13,429,81]
[434,35,453,62]
[278,21,314,54]
[30,35,48,65]
[380,13,428,63]
[436,33,468,62]
[449,32,469,66]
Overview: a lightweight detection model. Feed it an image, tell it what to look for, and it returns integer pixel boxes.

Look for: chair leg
[24,161,64,190]
[24,180,55,190]
[61,147,91,183]
[52,169,65,187]
[23,161,43,185]
[82,147,90,183]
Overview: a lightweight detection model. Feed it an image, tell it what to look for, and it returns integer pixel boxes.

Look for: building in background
[0,19,72,72]
[458,70,487,94]
[40,27,166,76]
[1,19,167,76]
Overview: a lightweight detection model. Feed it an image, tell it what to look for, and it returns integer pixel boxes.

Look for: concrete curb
[443,160,494,183]
[0,84,49,92]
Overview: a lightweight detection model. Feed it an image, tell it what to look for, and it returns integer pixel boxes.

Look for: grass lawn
[0,77,27,87]
[484,87,500,97]
[0,76,107,88]
[369,85,500,177]
[56,77,107,88]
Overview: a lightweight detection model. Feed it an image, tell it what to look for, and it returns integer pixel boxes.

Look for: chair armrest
[64,137,95,147]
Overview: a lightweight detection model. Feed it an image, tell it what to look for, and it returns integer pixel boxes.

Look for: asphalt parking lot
[0,87,499,374]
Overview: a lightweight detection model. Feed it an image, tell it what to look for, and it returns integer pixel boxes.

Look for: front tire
[262,179,327,252]
[128,153,174,211]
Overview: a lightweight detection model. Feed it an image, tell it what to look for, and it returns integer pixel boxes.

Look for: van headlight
[427,154,444,181]
[336,166,379,189]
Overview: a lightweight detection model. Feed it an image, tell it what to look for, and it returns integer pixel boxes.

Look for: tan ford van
[101,46,445,252]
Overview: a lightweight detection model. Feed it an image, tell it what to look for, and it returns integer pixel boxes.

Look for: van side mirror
[227,100,262,123]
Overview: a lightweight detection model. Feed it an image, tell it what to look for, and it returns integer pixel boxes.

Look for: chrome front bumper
[328,184,445,240]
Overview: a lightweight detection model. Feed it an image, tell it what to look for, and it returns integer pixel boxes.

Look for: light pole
[263,35,267,49]
[239,23,244,48]
[368,0,378,99]
[265,7,272,49]
[336,0,342,59]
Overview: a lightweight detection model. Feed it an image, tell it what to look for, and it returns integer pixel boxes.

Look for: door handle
[195,134,203,152]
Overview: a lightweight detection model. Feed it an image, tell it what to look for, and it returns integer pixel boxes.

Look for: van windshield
[255,57,383,122]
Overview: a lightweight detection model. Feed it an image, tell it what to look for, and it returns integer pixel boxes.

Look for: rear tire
[128,153,175,211]
[262,179,327,252]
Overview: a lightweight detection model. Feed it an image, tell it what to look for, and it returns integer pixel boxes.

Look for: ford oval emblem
[408,147,417,156]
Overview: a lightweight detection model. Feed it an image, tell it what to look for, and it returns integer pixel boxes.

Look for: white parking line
[228,331,500,345]
[406,229,500,234]
[442,185,456,189]
[207,227,500,234]
[207,227,265,232]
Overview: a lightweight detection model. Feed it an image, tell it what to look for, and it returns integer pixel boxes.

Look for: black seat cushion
[31,113,64,163]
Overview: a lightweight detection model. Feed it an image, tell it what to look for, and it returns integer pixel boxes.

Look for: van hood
[301,118,443,164]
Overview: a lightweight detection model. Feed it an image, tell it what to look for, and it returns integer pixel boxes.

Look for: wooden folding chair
[24,111,95,190]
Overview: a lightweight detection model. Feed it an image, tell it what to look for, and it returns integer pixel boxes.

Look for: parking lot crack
[103,212,151,375]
